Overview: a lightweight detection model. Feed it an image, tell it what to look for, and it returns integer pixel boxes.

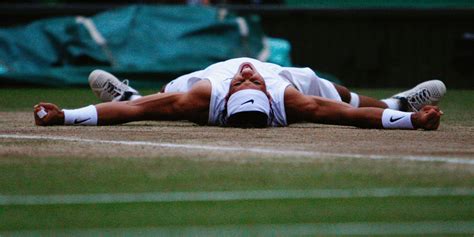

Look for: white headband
[226,89,270,118]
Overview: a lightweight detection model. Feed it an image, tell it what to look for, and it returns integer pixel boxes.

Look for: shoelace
[104,79,129,98]
[408,88,432,108]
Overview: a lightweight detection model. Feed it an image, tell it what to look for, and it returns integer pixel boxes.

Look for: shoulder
[190,79,211,90]
[175,80,211,124]
[185,80,211,102]
[284,86,307,103]
[283,86,317,123]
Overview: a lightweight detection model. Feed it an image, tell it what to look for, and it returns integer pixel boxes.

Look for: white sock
[349,92,360,107]
[381,98,401,110]
[381,109,414,129]
[63,105,98,125]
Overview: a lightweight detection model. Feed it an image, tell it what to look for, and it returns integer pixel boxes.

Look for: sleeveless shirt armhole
[206,78,217,125]
[271,83,292,127]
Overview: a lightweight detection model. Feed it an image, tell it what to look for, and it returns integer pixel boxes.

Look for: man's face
[228,62,269,97]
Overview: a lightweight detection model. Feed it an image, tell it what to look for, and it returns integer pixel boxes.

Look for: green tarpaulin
[0,5,290,87]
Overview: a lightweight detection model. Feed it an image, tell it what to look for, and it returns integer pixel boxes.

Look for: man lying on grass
[34,57,445,130]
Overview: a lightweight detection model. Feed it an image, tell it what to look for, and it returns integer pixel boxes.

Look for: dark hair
[226,111,269,128]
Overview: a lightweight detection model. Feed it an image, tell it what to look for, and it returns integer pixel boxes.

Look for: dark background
[1,1,473,88]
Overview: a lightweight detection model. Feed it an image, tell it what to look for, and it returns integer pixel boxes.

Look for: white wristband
[382,109,414,129]
[63,105,98,125]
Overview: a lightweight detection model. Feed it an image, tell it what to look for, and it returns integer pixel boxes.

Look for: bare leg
[333,84,388,108]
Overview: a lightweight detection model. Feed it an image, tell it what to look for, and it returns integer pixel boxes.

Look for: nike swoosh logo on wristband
[389,116,403,123]
[74,118,91,124]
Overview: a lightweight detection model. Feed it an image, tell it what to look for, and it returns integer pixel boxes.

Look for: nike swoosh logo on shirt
[241,99,254,106]
[74,118,91,124]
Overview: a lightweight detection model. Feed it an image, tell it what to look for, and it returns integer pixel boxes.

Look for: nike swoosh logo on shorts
[241,99,254,106]
[389,116,403,123]
[74,118,91,124]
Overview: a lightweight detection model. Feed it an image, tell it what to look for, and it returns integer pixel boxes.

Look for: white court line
[1,134,474,165]
[2,221,474,236]
[0,188,473,206]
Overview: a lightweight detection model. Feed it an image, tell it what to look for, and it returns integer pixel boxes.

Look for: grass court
[0,88,473,236]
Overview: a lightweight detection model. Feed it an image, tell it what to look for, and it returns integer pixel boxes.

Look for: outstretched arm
[284,87,441,130]
[34,80,211,126]
[96,80,210,125]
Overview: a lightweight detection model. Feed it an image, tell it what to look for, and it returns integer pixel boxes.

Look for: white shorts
[279,67,342,102]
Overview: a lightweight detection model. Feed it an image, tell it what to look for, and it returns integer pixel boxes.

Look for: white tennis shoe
[88,69,141,102]
[391,80,446,111]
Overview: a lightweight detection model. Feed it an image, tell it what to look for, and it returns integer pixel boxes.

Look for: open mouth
[240,63,253,73]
